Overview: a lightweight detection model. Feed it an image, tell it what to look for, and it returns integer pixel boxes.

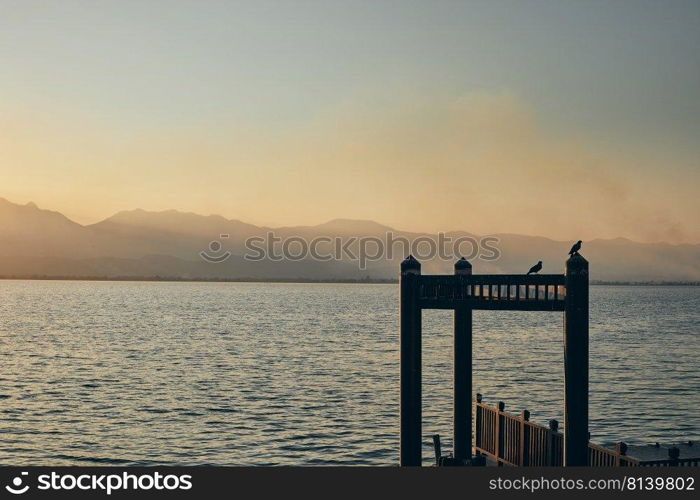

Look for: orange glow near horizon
[1,91,698,244]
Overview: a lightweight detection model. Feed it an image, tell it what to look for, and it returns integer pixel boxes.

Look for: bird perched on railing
[569,240,582,255]
[527,261,542,275]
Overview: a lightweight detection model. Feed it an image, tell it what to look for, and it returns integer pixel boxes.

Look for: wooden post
[454,257,473,461]
[432,434,442,466]
[519,410,530,466]
[547,419,559,466]
[615,441,628,466]
[669,447,680,466]
[564,253,589,466]
[475,393,483,451]
[495,401,505,466]
[400,255,422,466]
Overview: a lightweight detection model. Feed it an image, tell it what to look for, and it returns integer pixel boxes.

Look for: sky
[1,0,698,243]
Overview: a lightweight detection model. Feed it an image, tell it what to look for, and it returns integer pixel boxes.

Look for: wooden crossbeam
[418,274,566,286]
[418,298,565,311]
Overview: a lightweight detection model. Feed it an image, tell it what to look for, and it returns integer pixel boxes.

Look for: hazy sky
[1,1,698,242]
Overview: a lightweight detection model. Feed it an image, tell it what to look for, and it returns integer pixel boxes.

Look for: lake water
[0,281,697,466]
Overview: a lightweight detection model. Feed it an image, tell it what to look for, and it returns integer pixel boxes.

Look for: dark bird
[569,240,582,255]
[527,261,542,275]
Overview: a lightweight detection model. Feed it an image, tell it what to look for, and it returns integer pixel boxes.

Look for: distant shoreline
[0,276,698,286]
[0,275,397,284]
[590,281,700,286]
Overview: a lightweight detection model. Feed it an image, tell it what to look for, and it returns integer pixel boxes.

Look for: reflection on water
[0,281,697,465]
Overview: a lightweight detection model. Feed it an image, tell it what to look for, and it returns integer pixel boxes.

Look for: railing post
[519,410,530,466]
[495,401,505,466]
[432,434,442,466]
[454,257,473,461]
[400,255,422,466]
[669,447,680,466]
[616,441,628,466]
[564,253,589,466]
[475,393,483,451]
[547,419,559,466]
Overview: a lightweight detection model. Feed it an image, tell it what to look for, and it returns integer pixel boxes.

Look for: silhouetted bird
[569,240,582,255]
[527,261,542,275]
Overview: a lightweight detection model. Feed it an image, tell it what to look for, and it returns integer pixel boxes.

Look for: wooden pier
[400,254,698,467]
[400,253,589,466]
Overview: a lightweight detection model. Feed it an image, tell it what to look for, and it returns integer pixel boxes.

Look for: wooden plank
[418,274,566,286]
[418,298,565,311]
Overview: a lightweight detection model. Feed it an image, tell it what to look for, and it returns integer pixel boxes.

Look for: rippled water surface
[0,281,697,465]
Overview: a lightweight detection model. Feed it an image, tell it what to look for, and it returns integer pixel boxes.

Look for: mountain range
[1,197,698,282]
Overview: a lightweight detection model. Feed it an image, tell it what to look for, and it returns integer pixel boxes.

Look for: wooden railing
[417,274,566,311]
[474,395,694,466]
[475,395,565,466]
